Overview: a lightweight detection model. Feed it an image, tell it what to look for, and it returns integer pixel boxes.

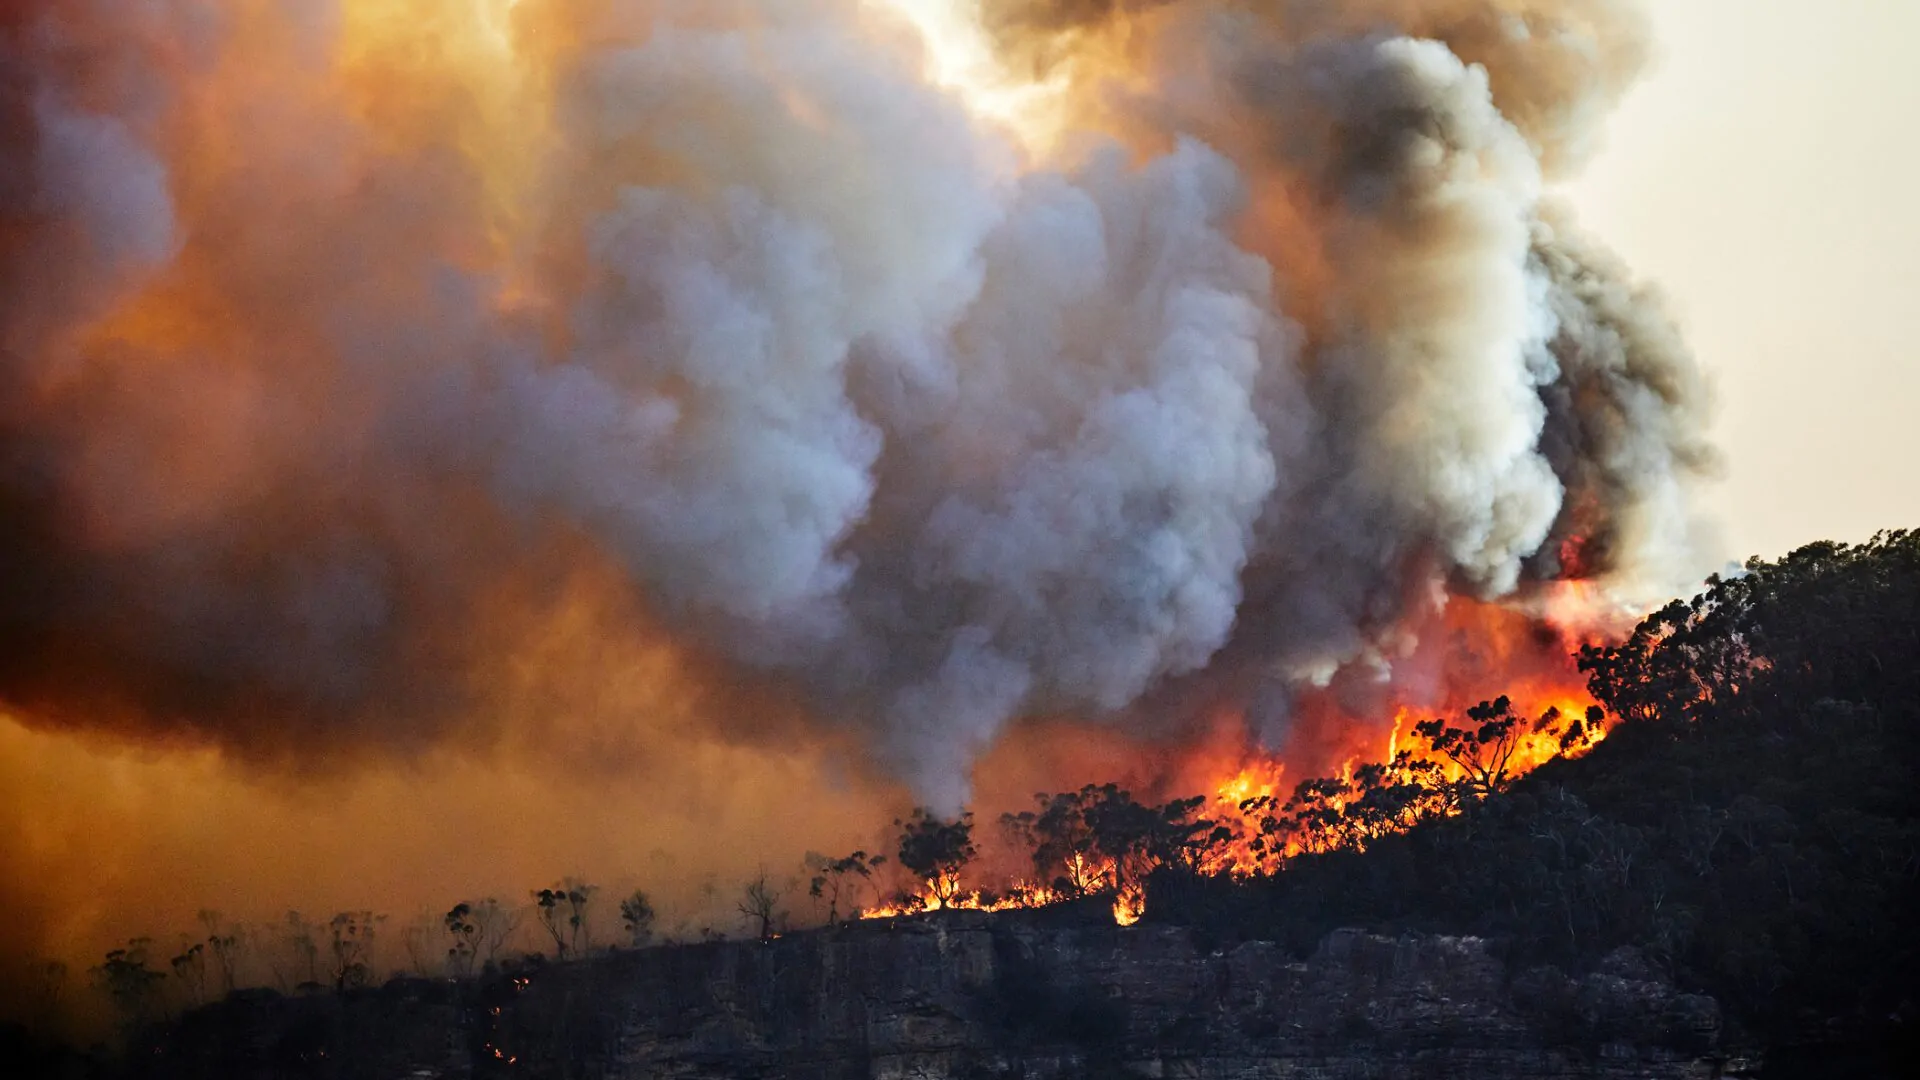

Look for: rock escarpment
[142,910,1726,1078]
[484,908,1723,1079]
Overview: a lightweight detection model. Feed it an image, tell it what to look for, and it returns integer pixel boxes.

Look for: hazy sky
[1565,0,1920,563]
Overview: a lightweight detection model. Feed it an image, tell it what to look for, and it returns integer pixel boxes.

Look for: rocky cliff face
[142,910,1726,1079]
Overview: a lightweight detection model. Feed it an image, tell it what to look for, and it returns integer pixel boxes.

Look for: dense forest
[873,531,1919,1066]
[1149,531,1920,1068]
[7,532,1916,1075]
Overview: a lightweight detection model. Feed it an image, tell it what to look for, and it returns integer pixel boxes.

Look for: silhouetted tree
[1004,785,1221,893]
[533,881,595,959]
[197,910,243,996]
[895,808,977,903]
[398,911,437,976]
[618,889,656,947]
[444,902,481,976]
[806,850,887,922]
[1413,696,1533,798]
[1003,789,1107,894]
[1083,786,1213,887]
[738,873,783,942]
[168,939,207,1007]
[327,911,381,991]
[470,897,520,969]
[275,911,322,992]
[93,940,165,1027]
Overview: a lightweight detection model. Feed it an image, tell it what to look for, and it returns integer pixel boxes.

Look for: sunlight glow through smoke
[875,0,1069,150]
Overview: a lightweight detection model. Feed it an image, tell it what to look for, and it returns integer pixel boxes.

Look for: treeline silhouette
[801,532,1920,1066]
[1141,531,1918,1066]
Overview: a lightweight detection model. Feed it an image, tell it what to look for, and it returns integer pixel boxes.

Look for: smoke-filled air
[0,0,1715,999]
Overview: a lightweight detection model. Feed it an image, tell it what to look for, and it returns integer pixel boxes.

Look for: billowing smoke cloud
[980,0,1652,174]
[0,0,1713,823]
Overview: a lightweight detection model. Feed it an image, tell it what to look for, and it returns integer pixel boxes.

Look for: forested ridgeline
[1146,531,1920,1065]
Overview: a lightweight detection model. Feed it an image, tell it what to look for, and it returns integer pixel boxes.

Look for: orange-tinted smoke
[1,0,1714,1013]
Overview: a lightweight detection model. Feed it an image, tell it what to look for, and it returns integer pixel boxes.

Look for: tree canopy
[1149,533,1919,1063]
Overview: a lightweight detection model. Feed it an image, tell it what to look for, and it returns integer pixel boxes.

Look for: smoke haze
[0,0,1712,981]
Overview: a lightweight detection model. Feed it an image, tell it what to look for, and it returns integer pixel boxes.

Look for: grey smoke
[0,0,1713,808]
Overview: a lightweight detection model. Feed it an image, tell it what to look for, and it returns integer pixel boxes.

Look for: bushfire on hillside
[858,581,1621,925]
[1,0,1712,983]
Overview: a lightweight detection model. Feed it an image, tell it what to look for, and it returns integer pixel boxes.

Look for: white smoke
[0,0,1715,808]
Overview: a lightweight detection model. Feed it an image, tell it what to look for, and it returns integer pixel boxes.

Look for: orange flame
[858,878,1067,921]
[858,590,1623,925]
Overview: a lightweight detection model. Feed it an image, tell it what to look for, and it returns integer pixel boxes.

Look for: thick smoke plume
[0,0,1711,960]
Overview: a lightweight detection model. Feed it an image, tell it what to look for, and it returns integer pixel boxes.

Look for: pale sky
[1565,0,1920,563]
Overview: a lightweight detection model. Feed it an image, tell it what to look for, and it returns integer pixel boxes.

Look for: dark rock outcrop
[139,911,1725,1079]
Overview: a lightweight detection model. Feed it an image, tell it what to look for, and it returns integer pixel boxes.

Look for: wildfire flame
[0,0,1710,973]
[858,880,1067,921]
[859,588,1619,925]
